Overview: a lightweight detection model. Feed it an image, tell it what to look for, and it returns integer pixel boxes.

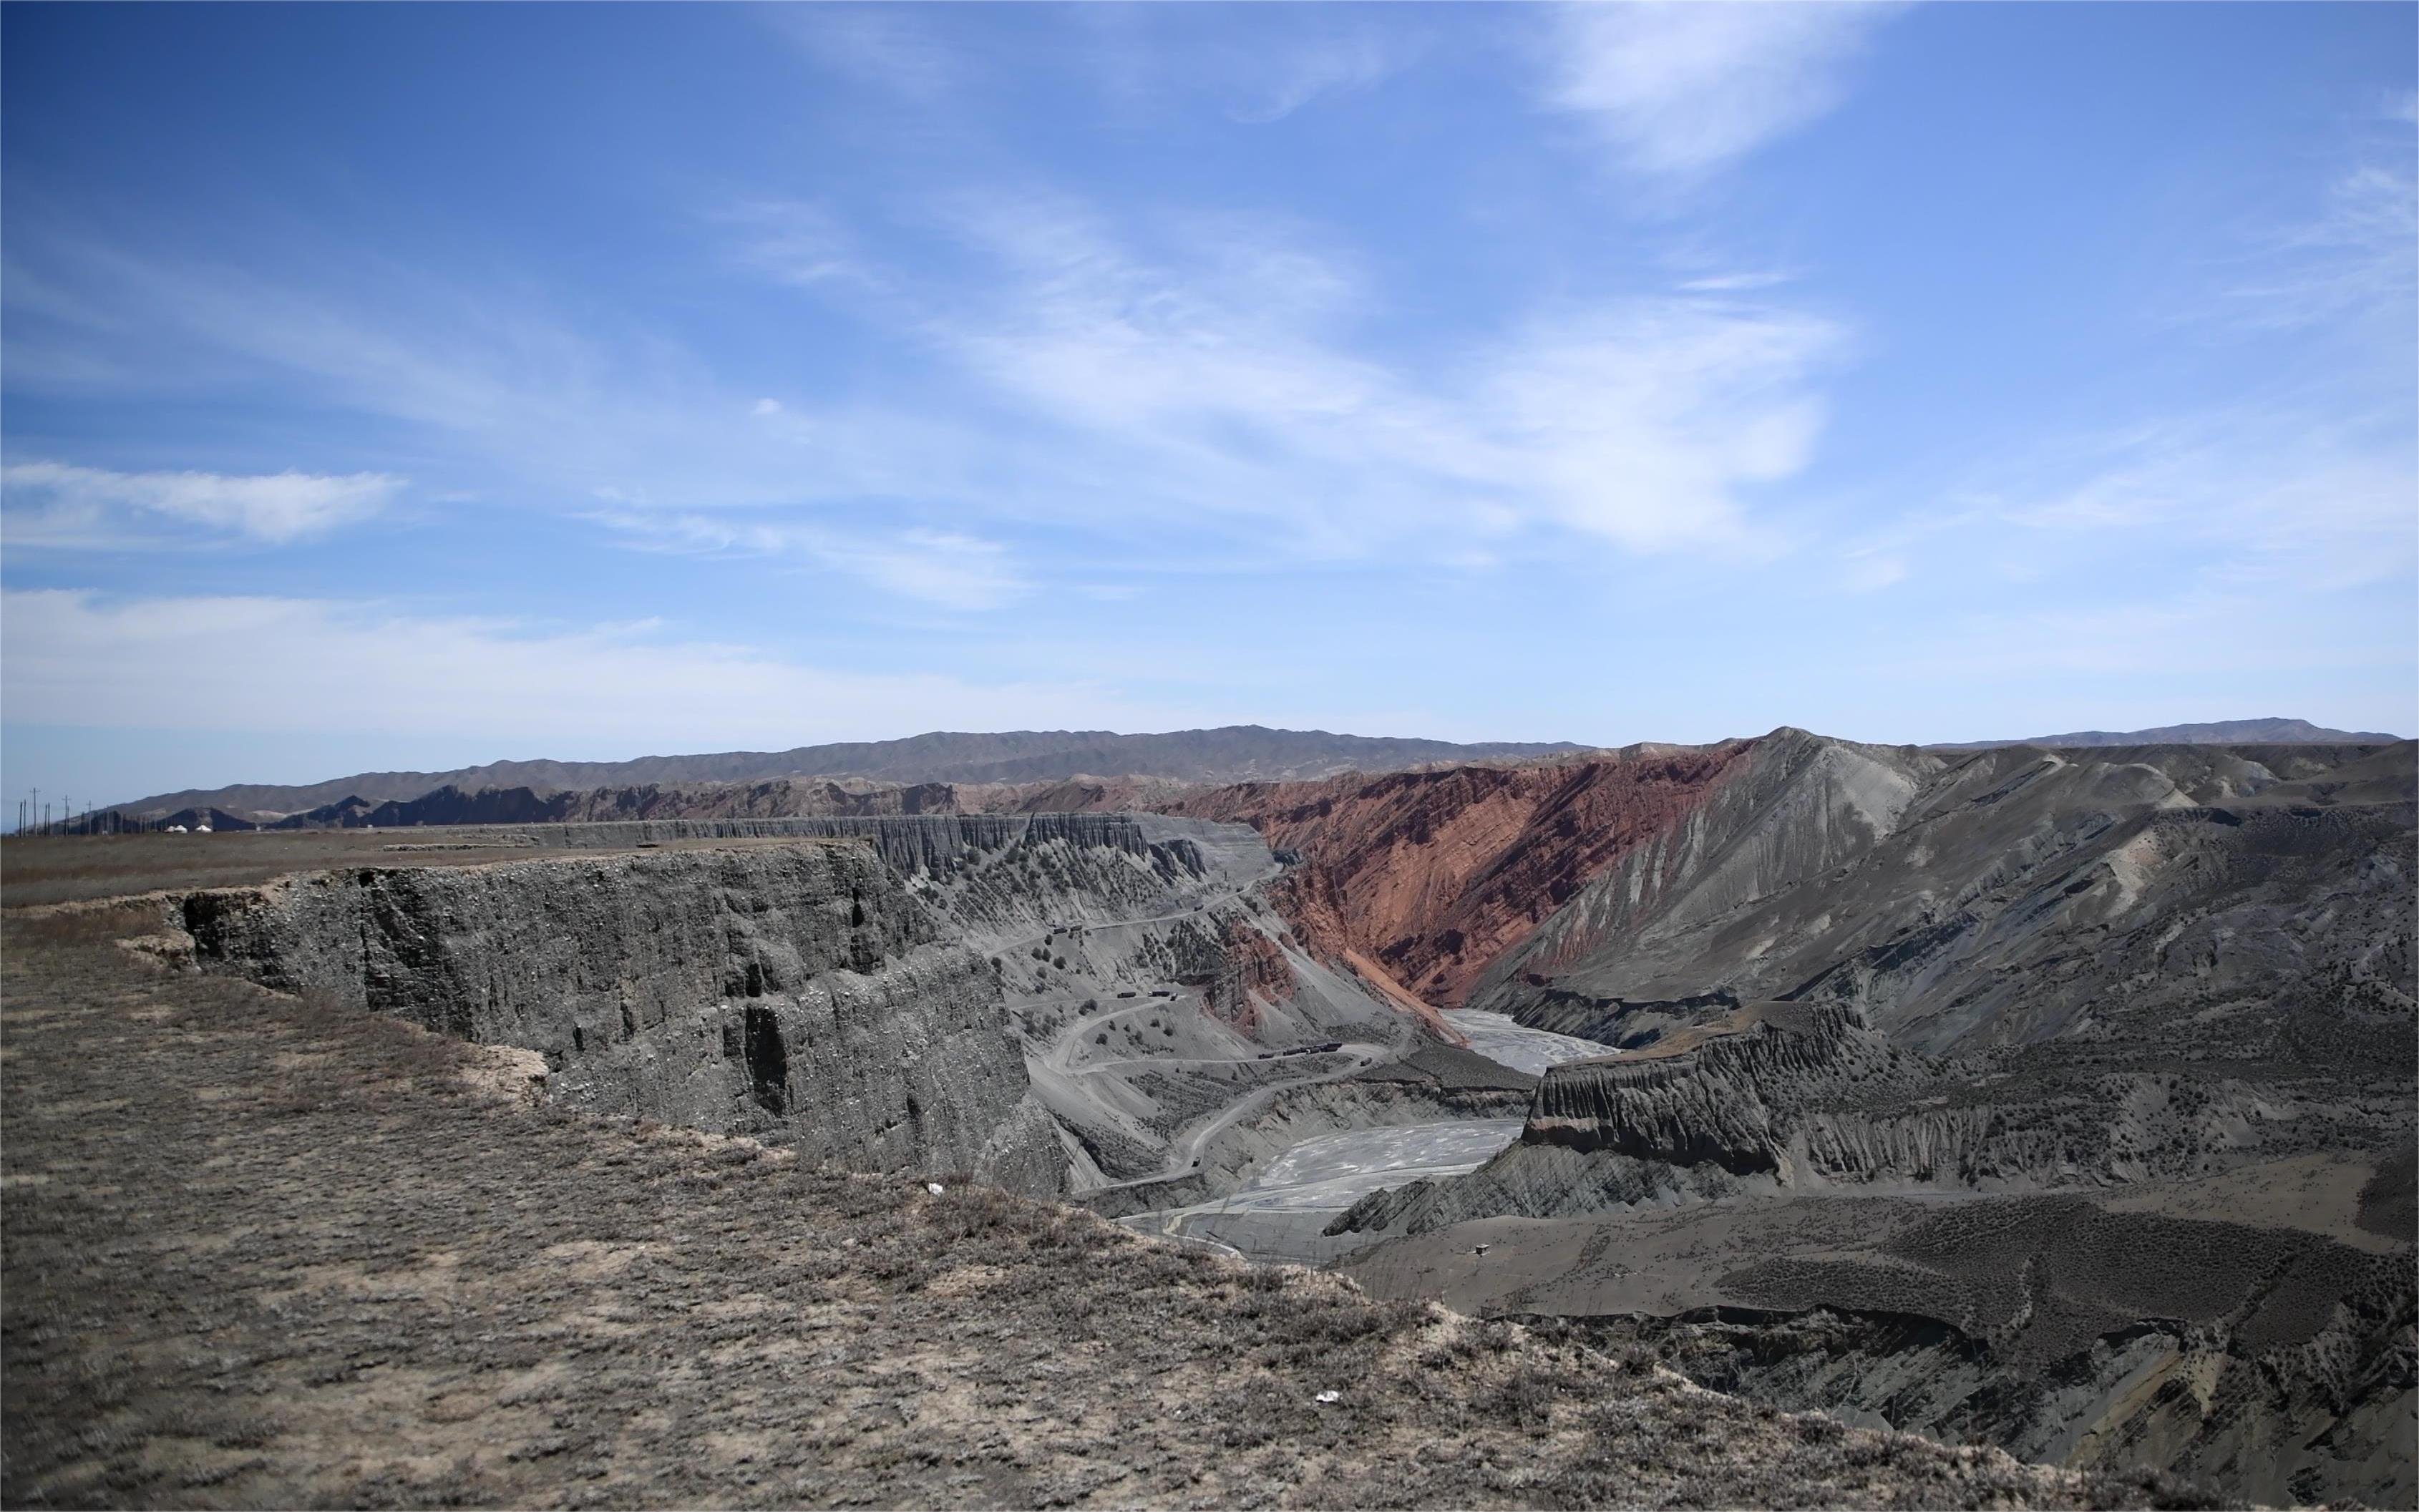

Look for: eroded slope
[167,838,1066,1193]
[0,907,2156,1510]
[1163,741,1758,1009]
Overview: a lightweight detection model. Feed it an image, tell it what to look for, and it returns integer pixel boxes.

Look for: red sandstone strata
[1162,742,1756,1008]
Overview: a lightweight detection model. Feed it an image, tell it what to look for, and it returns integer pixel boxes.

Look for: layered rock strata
[1163,741,1757,1007]
[173,841,1065,1192]
[1523,1003,1917,1174]
[1474,740,2417,1060]
[1561,1197,2418,1508]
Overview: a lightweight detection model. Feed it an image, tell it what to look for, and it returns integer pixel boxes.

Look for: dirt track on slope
[1,902,2186,1509]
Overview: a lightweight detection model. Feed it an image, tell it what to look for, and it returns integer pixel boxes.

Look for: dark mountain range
[1932,716,2403,749]
[107,726,1583,822]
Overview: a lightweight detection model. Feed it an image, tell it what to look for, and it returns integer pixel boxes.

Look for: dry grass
[0,831,857,909]
[2,918,2176,1509]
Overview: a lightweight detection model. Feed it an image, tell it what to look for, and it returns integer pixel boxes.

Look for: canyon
[6,723,2413,1506]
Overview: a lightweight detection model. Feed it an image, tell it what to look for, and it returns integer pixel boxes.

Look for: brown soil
[1,902,2171,1510]
[0,831,855,910]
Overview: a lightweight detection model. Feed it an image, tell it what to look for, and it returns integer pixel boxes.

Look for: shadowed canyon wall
[172,841,1066,1193]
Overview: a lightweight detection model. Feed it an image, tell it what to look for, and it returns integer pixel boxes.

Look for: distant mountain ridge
[1930,717,2404,750]
[107,726,1585,821]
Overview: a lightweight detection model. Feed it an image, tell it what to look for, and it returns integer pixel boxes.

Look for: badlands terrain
[4,722,2413,1506]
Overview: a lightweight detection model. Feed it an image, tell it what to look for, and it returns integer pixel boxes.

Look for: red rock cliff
[1163,743,1755,1008]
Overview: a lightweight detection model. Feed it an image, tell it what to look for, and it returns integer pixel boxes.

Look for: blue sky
[4,2,2413,806]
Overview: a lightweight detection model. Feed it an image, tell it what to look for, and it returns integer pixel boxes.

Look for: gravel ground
[2,901,2190,1510]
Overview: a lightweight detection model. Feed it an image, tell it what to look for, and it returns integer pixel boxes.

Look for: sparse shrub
[1486,1365,1561,1435]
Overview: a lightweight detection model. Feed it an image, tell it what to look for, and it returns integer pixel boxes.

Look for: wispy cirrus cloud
[9,164,1851,580]
[600,509,1031,612]
[1227,26,1423,124]
[776,6,960,103]
[1542,2,1899,180]
[2215,154,2417,336]
[1997,416,2414,595]
[10,135,1854,587]
[825,529,1027,611]
[753,192,1847,556]
[0,460,401,547]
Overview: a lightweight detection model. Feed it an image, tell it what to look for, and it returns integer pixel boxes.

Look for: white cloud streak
[764,195,1847,555]
[1,461,401,546]
[1544,2,1897,179]
[1229,28,1421,124]
[778,8,959,102]
[601,512,1031,611]
[2217,155,2418,336]
[1997,418,2415,595]
[11,184,1849,574]
[1,588,1179,745]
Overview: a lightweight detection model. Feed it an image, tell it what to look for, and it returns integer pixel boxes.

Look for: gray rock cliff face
[175,842,1064,1193]
[1396,740,2418,1233]
[412,812,1207,880]
[1478,741,2417,1063]
[1470,731,1933,1018]
[1537,1196,2416,1509]
[1524,1003,1914,1176]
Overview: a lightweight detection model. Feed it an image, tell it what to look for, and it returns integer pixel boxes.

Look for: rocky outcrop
[1474,740,2418,1062]
[1524,1003,1915,1174]
[1331,980,2418,1239]
[1161,742,1756,1007]
[173,841,1064,1192]
[1624,1200,2418,1508]
[1373,740,2419,1223]
[308,811,1217,887]
[913,814,1237,932]
[1169,912,1299,1034]
[1469,729,1935,1027]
